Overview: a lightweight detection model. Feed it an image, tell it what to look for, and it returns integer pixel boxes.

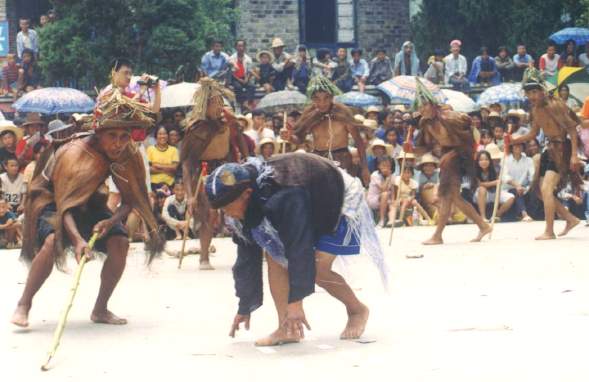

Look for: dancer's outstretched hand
[283,301,311,338]
[229,314,250,338]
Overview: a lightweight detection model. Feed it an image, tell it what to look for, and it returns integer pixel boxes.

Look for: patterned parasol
[335,91,382,108]
[13,87,95,114]
[442,89,479,113]
[477,83,525,106]
[377,76,446,105]
[256,90,308,114]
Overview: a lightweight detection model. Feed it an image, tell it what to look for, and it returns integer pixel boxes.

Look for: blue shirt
[513,53,533,65]
[200,50,230,78]
[349,58,369,78]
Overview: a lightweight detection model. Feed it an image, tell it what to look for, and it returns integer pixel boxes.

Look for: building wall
[356,0,410,58]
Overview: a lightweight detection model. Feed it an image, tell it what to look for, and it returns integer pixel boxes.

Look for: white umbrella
[161,82,199,109]
[442,89,479,114]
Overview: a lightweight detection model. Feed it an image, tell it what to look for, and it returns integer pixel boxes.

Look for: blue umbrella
[335,91,382,108]
[477,83,525,106]
[13,87,95,114]
[549,27,589,45]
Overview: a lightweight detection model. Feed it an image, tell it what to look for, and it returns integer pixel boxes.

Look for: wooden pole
[388,127,414,246]
[489,125,513,239]
[282,111,287,154]
[178,163,207,269]
[41,233,99,371]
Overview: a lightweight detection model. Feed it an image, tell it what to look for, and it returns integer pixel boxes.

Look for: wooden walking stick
[178,162,208,269]
[282,111,288,154]
[41,233,99,371]
[489,125,513,239]
[389,127,414,246]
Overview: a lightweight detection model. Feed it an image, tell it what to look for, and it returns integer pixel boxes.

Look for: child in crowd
[253,51,276,94]
[0,158,26,214]
[394,166,430,225]
[367,156,395,227]
[162,182,190,240]
[478,129,493,151]
[0,198,19,248]
[416,153,440,221]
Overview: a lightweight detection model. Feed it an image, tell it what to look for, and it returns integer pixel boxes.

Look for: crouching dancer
[205,153,388,346]
[11,89,164,328]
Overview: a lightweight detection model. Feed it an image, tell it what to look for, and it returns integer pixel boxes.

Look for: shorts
[315,217,360,256]
[37,203,128,253]
[473,188,514,204]
[539,149,559,177]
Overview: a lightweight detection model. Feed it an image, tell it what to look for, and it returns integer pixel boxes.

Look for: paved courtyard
[2,221,589,381]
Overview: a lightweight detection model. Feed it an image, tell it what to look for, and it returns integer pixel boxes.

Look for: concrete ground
[1,221,589,382]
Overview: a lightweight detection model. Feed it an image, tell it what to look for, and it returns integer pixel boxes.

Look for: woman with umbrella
[560,39,580,67]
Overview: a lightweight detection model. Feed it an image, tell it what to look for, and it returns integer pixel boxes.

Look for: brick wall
[356,0,410,58]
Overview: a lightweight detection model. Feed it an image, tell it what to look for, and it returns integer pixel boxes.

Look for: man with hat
[510,67,582,239]
[206,153,387,346]
[271,37,294,91]
[181,78,249,270]
[16,112,46,168]
[284,75,370,185]
[11,88,164,328]
[406,78,491,245]
[0,121,23,168]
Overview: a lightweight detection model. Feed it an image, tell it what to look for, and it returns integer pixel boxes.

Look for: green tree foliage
[39,0,236,87]
[411,0,587,63]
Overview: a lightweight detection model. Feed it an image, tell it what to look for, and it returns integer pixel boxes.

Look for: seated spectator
[560,39,580,67]
[16,18,38,60]
[558,180,586,220]
[394,166,429,225]
[579,104,589,159]
[493,124,506,151]
[168,127,182,148]
[394,41,420,76]
[558,84,580,111]
[292,45,311,94]
[368,48,393,85]
[147,126,179,192]
[375,110,393,140]
[162,182,190,240]
[229,39,255,111]
[2,54,20,96]
[495,46,515,82]
[383,128,402,159]
[23,141,46,187]
[469,47,500,86]
[256,137,277,160]
[367,138,393,173]
[444,40,469,92]
[365,105,380,121]
[366,156,395,227]
[312,48,336,78]
[362,118,378,145]
[474,150,514,221]
[200,40,230,81]
[539,42,562,79]
[470,112,483,131]
[0,198,19,248]
[416,153,440,220]
[0,158,26,214]
[477,129,493,151]
[349,48,369,92]
[332,47,353,92]
[424,48,445,85]
[173,110,185,127]
[578,41,589,70]
[253,50,276,94]
[513,44,534,81]
[271,37,295,91]
[507,109,530,136]
[504,142,535,221]
[0,122,22,170]
[19,48,41,94]
[16,113,46,169]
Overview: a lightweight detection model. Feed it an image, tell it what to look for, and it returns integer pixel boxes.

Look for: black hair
[480,46,489,55]
[376,155,395,173]
[298,45,307,52]
[351,48,362,56]
[33,141,47,154]
[4,157,18,167]
[0,130,16,138]
[475,150,497,181]
[376,48,386,54]
[112,58,133,72]
[235,39,246,47]
[497,46,509,54]
[433,48,445,56]
[19,17,31,23]
[252,109,266,117]
[558,83,570,93]
[402,166,415,175]
[154,125,169,137]
[547,41,557,49]
[212,39,223,46]
[288,110,301,118]
[317,48,331,60]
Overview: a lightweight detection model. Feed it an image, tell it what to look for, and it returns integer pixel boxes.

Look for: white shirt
[443,54,468,84]
[503,153,535,191]
[0,173,26,207]
[162,194,188,229]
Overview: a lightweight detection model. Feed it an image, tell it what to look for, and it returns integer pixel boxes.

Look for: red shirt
[122,90,148,142]
[234,59,245,79]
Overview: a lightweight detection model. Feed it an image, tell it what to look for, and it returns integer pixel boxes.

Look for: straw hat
[235,114,253,130]
[398,150,416,159]
[507,109,521,119]
[271,37,286,49]
[363,119,378,130]
[418,152,439,169]
[21,112,45,128]
[365,106,380,114]
[488,111,502,120]
[354,114,365,123]
[0,120,23,143]
[256,50,275,63]
[485,143,502,160]
[392,104,407,112]
[369,138,393,157]
[255,137,278,155]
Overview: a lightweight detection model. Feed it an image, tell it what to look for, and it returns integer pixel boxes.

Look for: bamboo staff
[389,127,414,246]
[41,233,99,371]
[489,124,513,239]
[178,162,208,269]
[282,111,287,154]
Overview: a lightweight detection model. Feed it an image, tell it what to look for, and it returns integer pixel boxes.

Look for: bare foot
[255,328,301,347]
[422,236,443,245]
[471,225,492,242]
[535,232,556,241]
[558,218,580,237]
[341,305,370,340]
[91,310,128,325]
[11,304,30,327]
[199,261,215,271]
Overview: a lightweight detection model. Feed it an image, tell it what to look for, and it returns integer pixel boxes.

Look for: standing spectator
[332,48,353,93]
[444,40,469,91]
[146,126,179,192]
[560,39,580,67]
[384,128,402,159]
[173,110,185,127]
[473,150,514,221]
[162,182,190,240]
[271,37,294,91]
[312,48,336,77]
[200,40,230,81]
[539,42,562,79]
[366,156,395,227]
[253,50,276,94]
[229,39,255,111]
[393,166,427,225]
[0,158,26,214]
[368,48,393,85]
[16,113,45,168]
[558,84,580,111]
[350,48,369,92]
[424,49,445,85]
[0,122,21,169]
[416,153,440,221]
[292,45,311,94]
[16,18,38,60]
[513,44,534,81]
[469,47,501,85]
[39,14,49,28]
[394,41,420,76]
[504,142,535,221]
[495,46,515,82]
[2,54,20,96]
[19,49,41,94]
[578,41,589,70]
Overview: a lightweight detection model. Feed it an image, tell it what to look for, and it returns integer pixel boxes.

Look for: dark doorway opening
[15,0,51,27]
[301,0,336,45]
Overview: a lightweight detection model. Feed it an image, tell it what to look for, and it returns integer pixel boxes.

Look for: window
[300,0,356,48]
